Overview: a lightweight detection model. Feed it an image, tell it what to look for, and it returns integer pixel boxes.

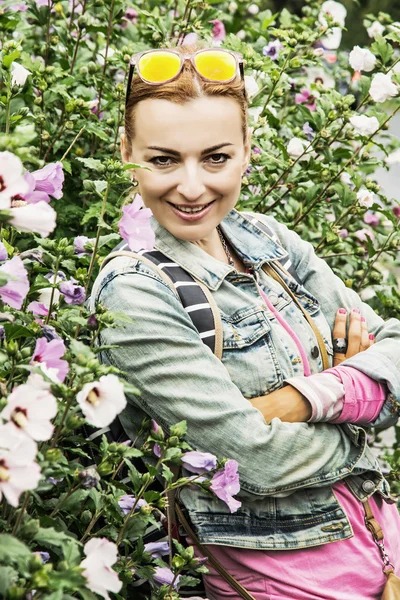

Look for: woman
[90,43,400,599]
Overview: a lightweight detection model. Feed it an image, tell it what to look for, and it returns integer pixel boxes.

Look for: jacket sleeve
[92,256,367,499]
[255,212,400,429]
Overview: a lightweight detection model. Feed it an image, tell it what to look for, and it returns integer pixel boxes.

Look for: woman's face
[121,96,251,243]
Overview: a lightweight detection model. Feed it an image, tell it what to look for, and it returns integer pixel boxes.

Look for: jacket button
[362,480,375,493]
[311,345,319,358]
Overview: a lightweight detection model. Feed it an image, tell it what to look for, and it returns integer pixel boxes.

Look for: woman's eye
[208,153,230,164]
[149,153,230,167]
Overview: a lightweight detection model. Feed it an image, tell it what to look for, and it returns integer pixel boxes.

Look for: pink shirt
[186,284,399,599]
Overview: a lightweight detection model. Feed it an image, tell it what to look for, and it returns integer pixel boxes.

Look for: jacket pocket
[221,306,283,397]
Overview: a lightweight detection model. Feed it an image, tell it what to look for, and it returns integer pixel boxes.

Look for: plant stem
[60,126,86,161]
[50,396,72,448]
[314,204,356,253]
[293,104,400,228]
[116,458,162,545]
[355,229,396,292]
[12,492,30,536]
[262,51,293,113]
[44,0,52,67]
[80,509,103,542]
[84,180,111,296]
[45,256,61,325]
[96,0,115,116]
[50,483,81,517]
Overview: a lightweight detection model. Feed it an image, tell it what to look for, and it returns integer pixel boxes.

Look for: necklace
[217,226,235,267]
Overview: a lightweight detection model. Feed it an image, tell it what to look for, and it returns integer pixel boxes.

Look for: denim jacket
[89,209,400,550]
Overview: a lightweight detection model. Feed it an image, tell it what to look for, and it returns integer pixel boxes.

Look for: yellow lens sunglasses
[125,48,245,106]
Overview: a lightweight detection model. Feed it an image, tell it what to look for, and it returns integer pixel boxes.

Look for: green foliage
[0,0,400,597]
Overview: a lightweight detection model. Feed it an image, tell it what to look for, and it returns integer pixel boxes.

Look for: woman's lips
[167,200,216,222]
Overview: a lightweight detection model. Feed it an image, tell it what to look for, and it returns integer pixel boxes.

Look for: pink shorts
[187,482,400,600]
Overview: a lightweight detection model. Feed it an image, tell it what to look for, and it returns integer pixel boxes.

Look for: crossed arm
[249,308,376,423]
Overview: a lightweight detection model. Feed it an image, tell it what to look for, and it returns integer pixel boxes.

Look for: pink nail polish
[361,316,366,322]
[352,308,360,314]
[369,334,375,340]
[338,308,347,314]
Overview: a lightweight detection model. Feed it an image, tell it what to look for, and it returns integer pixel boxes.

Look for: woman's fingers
[360,317,370,351]
[346,309,362,357]
[369,333,375,347]
[332,308,347,366]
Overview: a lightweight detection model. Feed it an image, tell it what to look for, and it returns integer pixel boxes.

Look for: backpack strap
[101,242,223,360]
[242,212,303,286]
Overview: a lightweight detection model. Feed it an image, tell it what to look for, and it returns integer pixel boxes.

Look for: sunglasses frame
[125,48,245,106]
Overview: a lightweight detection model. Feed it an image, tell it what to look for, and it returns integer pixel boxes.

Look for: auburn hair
[124,42,249,148]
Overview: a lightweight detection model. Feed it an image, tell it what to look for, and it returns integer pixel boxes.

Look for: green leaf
[161,463,174,483]
[62,159,72,175]
[3,323,35,341]
[70,339,95,359]
[261,12,278,30]
[76,157,104,171]
[34,527,82,565]
[83,180,108,196]
[0,566,18,593]
[371,35,394,64]
[0,535,32,569]
[169,420,187,438]
[78,590,98,600]
[123,447,143,458]
[164,447,182,462]
[3,49,20,67]
[279,8,292,27]
[97,233,120,248]
[179,574,201,588]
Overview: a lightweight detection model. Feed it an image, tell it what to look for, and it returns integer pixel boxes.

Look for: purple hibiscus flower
[210,459,241,513]
[118,494,148,515]
[364,212,380,227]
[0,242,8,262]
[118,194,155,252]
[144,541,170,558]
[0,256,29,310]
[30,337,69,383]
[153,566,181,589]
[181,451,217,475]
[22,162,64,204]
[74,235,92,256]
[302,122,315,141]
[263,40,283,60]
[59,279,86,305]
[295,89,317,112]
[209,19,226,42]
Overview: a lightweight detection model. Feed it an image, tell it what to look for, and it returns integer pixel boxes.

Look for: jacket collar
[152,208,287,291]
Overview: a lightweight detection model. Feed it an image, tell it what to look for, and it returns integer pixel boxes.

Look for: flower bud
[79,466,101,487]
[81,509,93,524]
[87,61,97,73]
[168,436,179,447]
[45,448,63,462]
[87,314,99,330]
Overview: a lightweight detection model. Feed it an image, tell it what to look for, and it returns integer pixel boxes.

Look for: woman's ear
[120,132,131,164]
[242,126,252,174]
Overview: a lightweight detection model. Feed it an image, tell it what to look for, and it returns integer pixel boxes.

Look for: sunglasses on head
[125,48,245,107]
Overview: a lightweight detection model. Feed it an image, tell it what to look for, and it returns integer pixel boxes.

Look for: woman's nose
[176,168,207,200]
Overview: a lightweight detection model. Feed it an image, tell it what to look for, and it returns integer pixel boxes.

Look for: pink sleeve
[327,365,387,425]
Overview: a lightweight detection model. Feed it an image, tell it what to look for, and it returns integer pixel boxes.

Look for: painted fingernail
[338,308,347,314]
[361,316,366,322]
[352,308,360,314]
[369,334,375,340]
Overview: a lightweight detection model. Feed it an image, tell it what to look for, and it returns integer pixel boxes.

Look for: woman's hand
[332,308,375,367]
